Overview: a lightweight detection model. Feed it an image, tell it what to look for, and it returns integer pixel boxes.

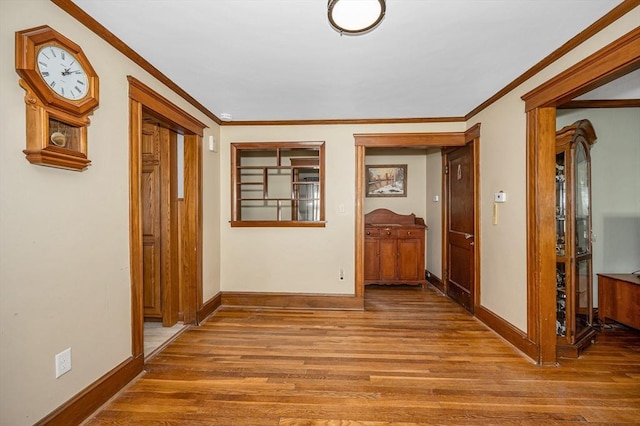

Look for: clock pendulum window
[15,25,99,171]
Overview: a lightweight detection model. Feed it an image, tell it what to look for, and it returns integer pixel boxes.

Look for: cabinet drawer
[379,228,397,238]
[397,228,421,239]
[365,228,380,237]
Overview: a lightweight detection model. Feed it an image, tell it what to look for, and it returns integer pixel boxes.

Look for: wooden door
[141,121,179,326]
[142,123,162,319]
[397,238,421,281]
[445,143,475,312]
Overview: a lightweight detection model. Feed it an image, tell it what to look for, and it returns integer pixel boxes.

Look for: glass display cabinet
[555,119,597,358]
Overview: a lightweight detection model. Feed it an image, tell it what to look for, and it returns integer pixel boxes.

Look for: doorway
[354,129,480,313]
[522,28,639,364]
[140,117,187,357]
[128,76,206,363]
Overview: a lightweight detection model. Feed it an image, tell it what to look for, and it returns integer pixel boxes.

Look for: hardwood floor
[85,285,640,425]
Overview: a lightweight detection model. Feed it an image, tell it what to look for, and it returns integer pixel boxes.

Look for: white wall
[364,148,428,216]
[0,1,220,424]
[220,123,462,294]
[557,108,640,304]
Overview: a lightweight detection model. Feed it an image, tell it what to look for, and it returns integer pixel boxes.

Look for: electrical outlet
[55,348,72,378]
[339,268,344,280]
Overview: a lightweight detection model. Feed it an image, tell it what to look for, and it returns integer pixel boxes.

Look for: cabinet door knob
[407,231,412,235]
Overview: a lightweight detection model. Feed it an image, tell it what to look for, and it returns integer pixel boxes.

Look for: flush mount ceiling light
[328,0,386,35]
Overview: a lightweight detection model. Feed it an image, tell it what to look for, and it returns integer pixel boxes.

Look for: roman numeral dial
[36,45,89,100]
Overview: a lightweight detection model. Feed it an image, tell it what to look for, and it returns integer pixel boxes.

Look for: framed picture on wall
[366,164,407,197]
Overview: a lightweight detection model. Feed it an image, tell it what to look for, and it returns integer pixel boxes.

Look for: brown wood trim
[222,117,465,126]
[230,141,325,149]
[466,125,481,311]
[355,145,366,298]
[129,98,144,358]
[161,128,180,326]
[527,107,559,365]
[182,134,202,324]
[426,270,444,294]
[50,0,221,125]
[197,292,222,324]
[35,354,143,426]
[558,99,640,109]
[230,220,327,228]
[222,292,364,310]
[475,306,538,362]
[526,110,539,349]
[465,123,481,140]
[466,0,640,119]
[177,198,185,322]
[354,132,466,147]
[522,27,640,111]
[128,76,207,136]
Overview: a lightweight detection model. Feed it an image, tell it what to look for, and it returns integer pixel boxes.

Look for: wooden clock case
[15,25,99,171]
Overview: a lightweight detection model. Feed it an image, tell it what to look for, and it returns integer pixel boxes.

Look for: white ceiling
[71,0,630,122]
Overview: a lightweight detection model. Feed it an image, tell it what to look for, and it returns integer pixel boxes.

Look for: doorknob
[464,233,474,239]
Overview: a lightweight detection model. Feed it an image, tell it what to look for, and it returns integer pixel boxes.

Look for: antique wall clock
[15,25,99,171]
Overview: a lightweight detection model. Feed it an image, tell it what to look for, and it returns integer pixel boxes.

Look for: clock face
[36,45,89,100]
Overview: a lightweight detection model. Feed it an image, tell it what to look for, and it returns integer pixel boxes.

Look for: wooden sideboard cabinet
[597,273,640,330]
[364,208,427,287]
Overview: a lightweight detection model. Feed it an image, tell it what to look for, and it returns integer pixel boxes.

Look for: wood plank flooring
[85,285,640,425]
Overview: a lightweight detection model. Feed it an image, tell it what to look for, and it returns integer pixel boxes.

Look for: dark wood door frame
[354,131,474,300]
[128,76,205,361]
[522,28,639,365]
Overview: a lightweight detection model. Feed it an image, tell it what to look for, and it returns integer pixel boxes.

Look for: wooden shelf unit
[230,142,325,226]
